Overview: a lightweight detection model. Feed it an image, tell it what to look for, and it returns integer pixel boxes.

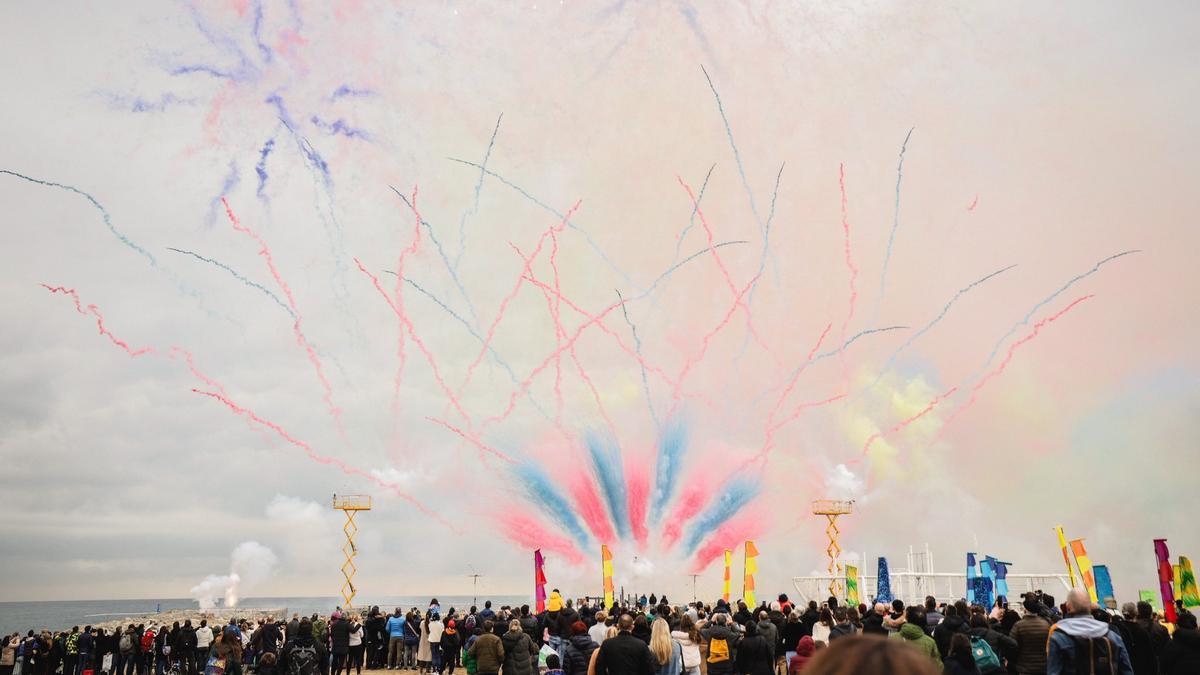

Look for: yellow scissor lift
[332,494,372,609]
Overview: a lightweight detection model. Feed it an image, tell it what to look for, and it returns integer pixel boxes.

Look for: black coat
[330,620,351,653]
[934,616,971,659]
[500,630,535,675]
[1162,628,1200,675]
[563,635,598,675]
[520,615,541,647]
[593,633,656,675]
[861,613,886,635]
[735,635,773,675]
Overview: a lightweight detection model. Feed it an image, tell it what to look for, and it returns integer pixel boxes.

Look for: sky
[0,0,1197,606]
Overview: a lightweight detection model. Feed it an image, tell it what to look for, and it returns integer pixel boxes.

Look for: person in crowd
[544,653,564,675]
[439,619,460,675]
[2,635,18,675]
[500,620,535,675]
[827,609,855,642]
[942,634,980,675]
[213,627,242,675]
[1112,603,1156,675]
[787,636,815,675]
[346,615,364,675]
[384,609,405,670]
[861,605,887,636]
[966,614,1015,667]
[924,599,944,634]
[564,622,599,675]
[588,614,610,648]
[1161,610,1200,675]
[280,619,325,675]
[466,621,503,675]
[753,612,778,664]
[403,611,421,669]
[889,606,942,669]
[416,614,432,674]
[670,616,701,675]
[593,615,656,675]
[648,618,681,675]
[1134,601,1168,665]
[1046,588,1133,675]
[1008,594,1051,675]
[426,613,445,675]
[632,616,653,646]
[733,622,771,675]
[781,612,806,659]
[802,635,939,675]
[810,609,832,645]
[329,612,350,675]
[932,605,970,661]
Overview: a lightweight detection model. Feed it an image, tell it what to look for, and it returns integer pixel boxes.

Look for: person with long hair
[802,635,939,675]
[941,634,980,675]
[670,616,702,675]
[586,627,619,675]
[649,619,681,675]
[810,609,833,645]
[347,614,365,675]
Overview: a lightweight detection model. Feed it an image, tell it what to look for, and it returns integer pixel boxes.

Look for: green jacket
[890,623,942,668]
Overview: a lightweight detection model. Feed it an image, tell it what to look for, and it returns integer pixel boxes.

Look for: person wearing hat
[1008,593,1051,675]
[439,620,460,675]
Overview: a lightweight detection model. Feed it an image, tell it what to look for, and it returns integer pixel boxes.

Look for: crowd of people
[2,588,1197,675]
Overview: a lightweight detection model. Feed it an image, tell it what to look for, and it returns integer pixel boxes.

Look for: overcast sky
[1,1,1197,605]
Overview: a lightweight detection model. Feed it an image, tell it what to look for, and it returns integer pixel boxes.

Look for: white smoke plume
[190,541,278,609]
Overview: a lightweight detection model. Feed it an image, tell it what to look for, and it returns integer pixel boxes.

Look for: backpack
[969,636,1003,673]
[119,634,133,655]
[286,644,320,675]
[707,636,730,664]
[141,632,155,653]
[1068,635,1117,675]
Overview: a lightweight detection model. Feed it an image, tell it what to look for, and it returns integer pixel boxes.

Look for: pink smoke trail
[626,461,651,547]
[221,198,343,432]
[860,385,959,457]
[938,294,1094,435]
[389,185,423,421]
[689,512,766,573]
[769,392,850,435]
[549,224,566,425]
[456,201,583,404]
[424,416,516,464]
[677,176,775,361]
[967,195,979,212]
[41,285,154,357]
[750,323,833,466]
[355,258,474,426]
[499,514,584,565]
[193,388,455,528]
[570,469,616,542]
[835,164,859,388]
[662,481,710,549]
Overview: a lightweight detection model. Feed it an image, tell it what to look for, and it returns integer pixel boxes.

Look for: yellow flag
[1055,526,1079,587]
[1070,539,1099,603]
[744,540,758,608]
[722,549,731,602]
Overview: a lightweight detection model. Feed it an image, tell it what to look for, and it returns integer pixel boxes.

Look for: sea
[0,595,531,637]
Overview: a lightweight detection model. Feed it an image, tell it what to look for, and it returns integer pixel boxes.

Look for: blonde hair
[649,617,673,666]
[604,626,618,641]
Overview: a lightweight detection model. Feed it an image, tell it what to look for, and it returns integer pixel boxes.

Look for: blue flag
[994,560,1011,601]
[876,557,894,604]
[967,553,978,604]
[1094,565,1116,609]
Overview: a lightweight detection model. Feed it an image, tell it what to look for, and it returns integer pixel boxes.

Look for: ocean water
[0,595,531,637]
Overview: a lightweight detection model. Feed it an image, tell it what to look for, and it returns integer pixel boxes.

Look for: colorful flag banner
[1056,526,1079,588]
[994,560,1011,601]
[744,540,758,608]
[1174,565,1182,596]
[601,544,614,608]
[972,577,994,610]
[1139,589,1159,611]
[1180,557,1200,608]
[1069,539,1099,604]
[1093,564,1116,609]
[722,549,732,603]
[983,556,997,601]
[875,557,894,604]
[966,553,978,604]
[534,549,547,613]
[845,565,859,606]
[1154,539,1177,623]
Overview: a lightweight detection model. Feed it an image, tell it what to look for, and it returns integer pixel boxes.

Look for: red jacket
[787,636,815,674]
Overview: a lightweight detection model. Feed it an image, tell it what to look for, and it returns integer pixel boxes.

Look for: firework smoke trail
[459,201,583,405]
[570,469,617,542]
[682,473,762,553]
[975,251,1138,375]
[255,134,276,198]
[699,65,767,240]
[454,113,503,273]
[447,157,643,293]
[354,259,474,427]
[3,171,157,265]
[834,163,860,388]
[878,127,915,303]
[691,512,766,573]
[500,515,584,565]
[193,389,455,528]
[859,385,959,457]
[625,460,651,547]
[512,461,594,548]
[587,432,631,540]
[617,290,659,430]
[749,323,832,466]
[425,417,515,465]
[387,186,423,422]
[548,224,567,424]
[967,195,979,211]
[222,198,344,431]
[641,241,750,298]
[671,164,716,262]
[662,482,708,549]
[869,264,1017,390]
[41,285,154,357]
[735,163,786,365]
[677,176,775,361]
[382,270,553,423]
[939,294,1095,435]
[392,188,479,323]
[649,420,687,524]
[167,247,296,319]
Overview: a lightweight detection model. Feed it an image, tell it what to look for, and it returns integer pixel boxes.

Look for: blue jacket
[385,616,406,639]
[1047,616,1134,675]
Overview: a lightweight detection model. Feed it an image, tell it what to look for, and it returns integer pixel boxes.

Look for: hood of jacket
[942,615,969,632]
[899,623,927,641]
[568,634,594,649]
[1053,616,1111,639]
[794,636,814,656]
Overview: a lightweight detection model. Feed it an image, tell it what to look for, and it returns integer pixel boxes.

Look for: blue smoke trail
[512,460,593,548]
[670,163,716,263]
[587,432,631,540]
[265,93,297,128]
[382,270,552,423]
[975,250,1140,374]
[650,420,688,524]
[446,157,644,293]
[255,135,275,198]
[871,264,1016,387]
[454,113,504,274]
[251,0,272,64]
[683,473,761,553]
[879,127,915,302]
[735,162,786,365]
[206,161,240,227]
[700,65,766,238]
[616,290,658,430]
[310,116,371,140]
[168,247,295,319]
[391,189,479,323]
[1,170,157,266]
[331,85,375,100]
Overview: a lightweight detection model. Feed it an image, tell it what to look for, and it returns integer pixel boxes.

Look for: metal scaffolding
[811,499,854,598]
[332,493,371,609]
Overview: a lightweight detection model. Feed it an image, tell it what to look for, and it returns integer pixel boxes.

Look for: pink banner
[1154,539,1177,623]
